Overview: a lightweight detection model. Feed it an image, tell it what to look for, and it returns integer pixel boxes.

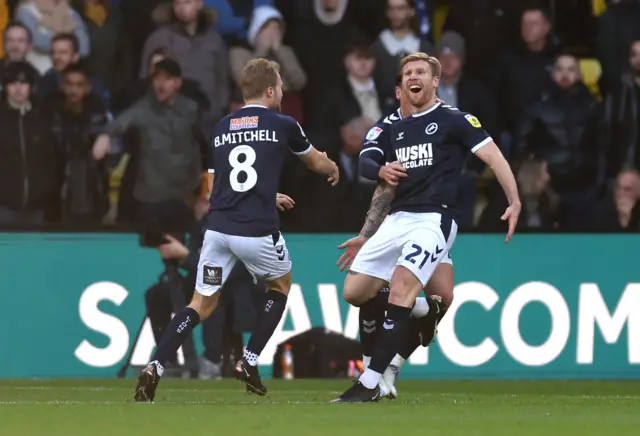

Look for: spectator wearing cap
[229,5,306,122]
[435,31,500,229]
[0,22,40,91]
[0,61,56,227]
[372,0,433,108]
[93,58,203,229]
[131,47,210,112]
[47,60,110,223]
[16,0,90,75]
[140,0,229,137]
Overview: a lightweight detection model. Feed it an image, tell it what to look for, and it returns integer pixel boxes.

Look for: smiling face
[400,57,439,108]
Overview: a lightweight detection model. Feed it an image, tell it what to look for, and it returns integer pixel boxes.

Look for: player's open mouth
[409,85,422,93]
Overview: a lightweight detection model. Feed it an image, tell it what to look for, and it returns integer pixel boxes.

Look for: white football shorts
[351,211,458,286]
[196,230,292,296]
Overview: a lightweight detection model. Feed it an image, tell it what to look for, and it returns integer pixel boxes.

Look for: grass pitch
[0,379,639,435]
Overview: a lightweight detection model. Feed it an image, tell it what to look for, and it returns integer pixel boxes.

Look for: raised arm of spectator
[70,9,90,57]
[272,45,307,91]
[228,46,251,89]
[92,105,141,160]
[16,4,52,53]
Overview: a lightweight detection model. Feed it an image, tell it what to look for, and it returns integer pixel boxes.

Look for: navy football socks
[244,290,288,366]
[152,307,200,370]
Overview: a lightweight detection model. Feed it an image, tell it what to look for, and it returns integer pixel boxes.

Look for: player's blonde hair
[400,52,441,79]
[240,58,281,100]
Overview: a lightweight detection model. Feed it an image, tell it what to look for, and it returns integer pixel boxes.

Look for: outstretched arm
[337,182,396,271]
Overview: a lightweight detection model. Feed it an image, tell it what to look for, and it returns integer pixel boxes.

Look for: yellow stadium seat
[432,4,450,42]
[593,0,607,17]
[579,58,602,101]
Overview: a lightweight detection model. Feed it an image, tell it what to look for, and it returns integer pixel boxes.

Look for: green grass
[0,379,639,435]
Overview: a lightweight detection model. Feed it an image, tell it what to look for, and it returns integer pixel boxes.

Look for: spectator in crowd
[372,0,432,108]
[493,6,561,136]
[0,22,39,87]
[48,61,109,223]
[592,167,640,231]
[443,0,520,82]
[515,53,606,230]
[141,0,229,137]
[116,47,210,222]
[205,0,273,46]
[94,58,203,233]
[37,32,105,102]
[16,0,89,74]
[71,0,126,98]
[479,156,558,231]
[229,5,306,122]
[605,39,640,177]
[435,31,500,139]
[434,31,500,229]
[314,42,392,148]
[135,47,210,112]
[597,0,640,93]
[278,0,367,123]
[0,61,55,226]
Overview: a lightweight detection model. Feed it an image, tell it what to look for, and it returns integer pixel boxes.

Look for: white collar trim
[412,101,441,117]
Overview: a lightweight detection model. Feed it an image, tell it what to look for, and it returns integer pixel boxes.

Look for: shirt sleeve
[455,112,493,153]
[287,117,312,155]
[360,124,390,164]
[359,125,392,181]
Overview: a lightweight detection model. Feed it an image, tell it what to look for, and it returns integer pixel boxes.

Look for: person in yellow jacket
[0,0,9,59]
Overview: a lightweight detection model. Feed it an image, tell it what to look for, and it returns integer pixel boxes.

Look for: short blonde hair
[240,58,281,100]
[400,52,441,79]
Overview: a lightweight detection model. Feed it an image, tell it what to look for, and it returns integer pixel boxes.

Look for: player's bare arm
[298,147,340,186]
[361,183,396,238]
[474,142,521,242]
[337,182,395,272]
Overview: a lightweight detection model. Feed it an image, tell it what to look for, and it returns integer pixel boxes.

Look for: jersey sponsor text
[395,143,434,169]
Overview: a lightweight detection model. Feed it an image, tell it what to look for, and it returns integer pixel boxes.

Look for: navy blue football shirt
[207,104,311,236]
[361,102,492,217]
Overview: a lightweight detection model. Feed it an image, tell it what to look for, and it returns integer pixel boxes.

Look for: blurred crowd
[1,0,640,233]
